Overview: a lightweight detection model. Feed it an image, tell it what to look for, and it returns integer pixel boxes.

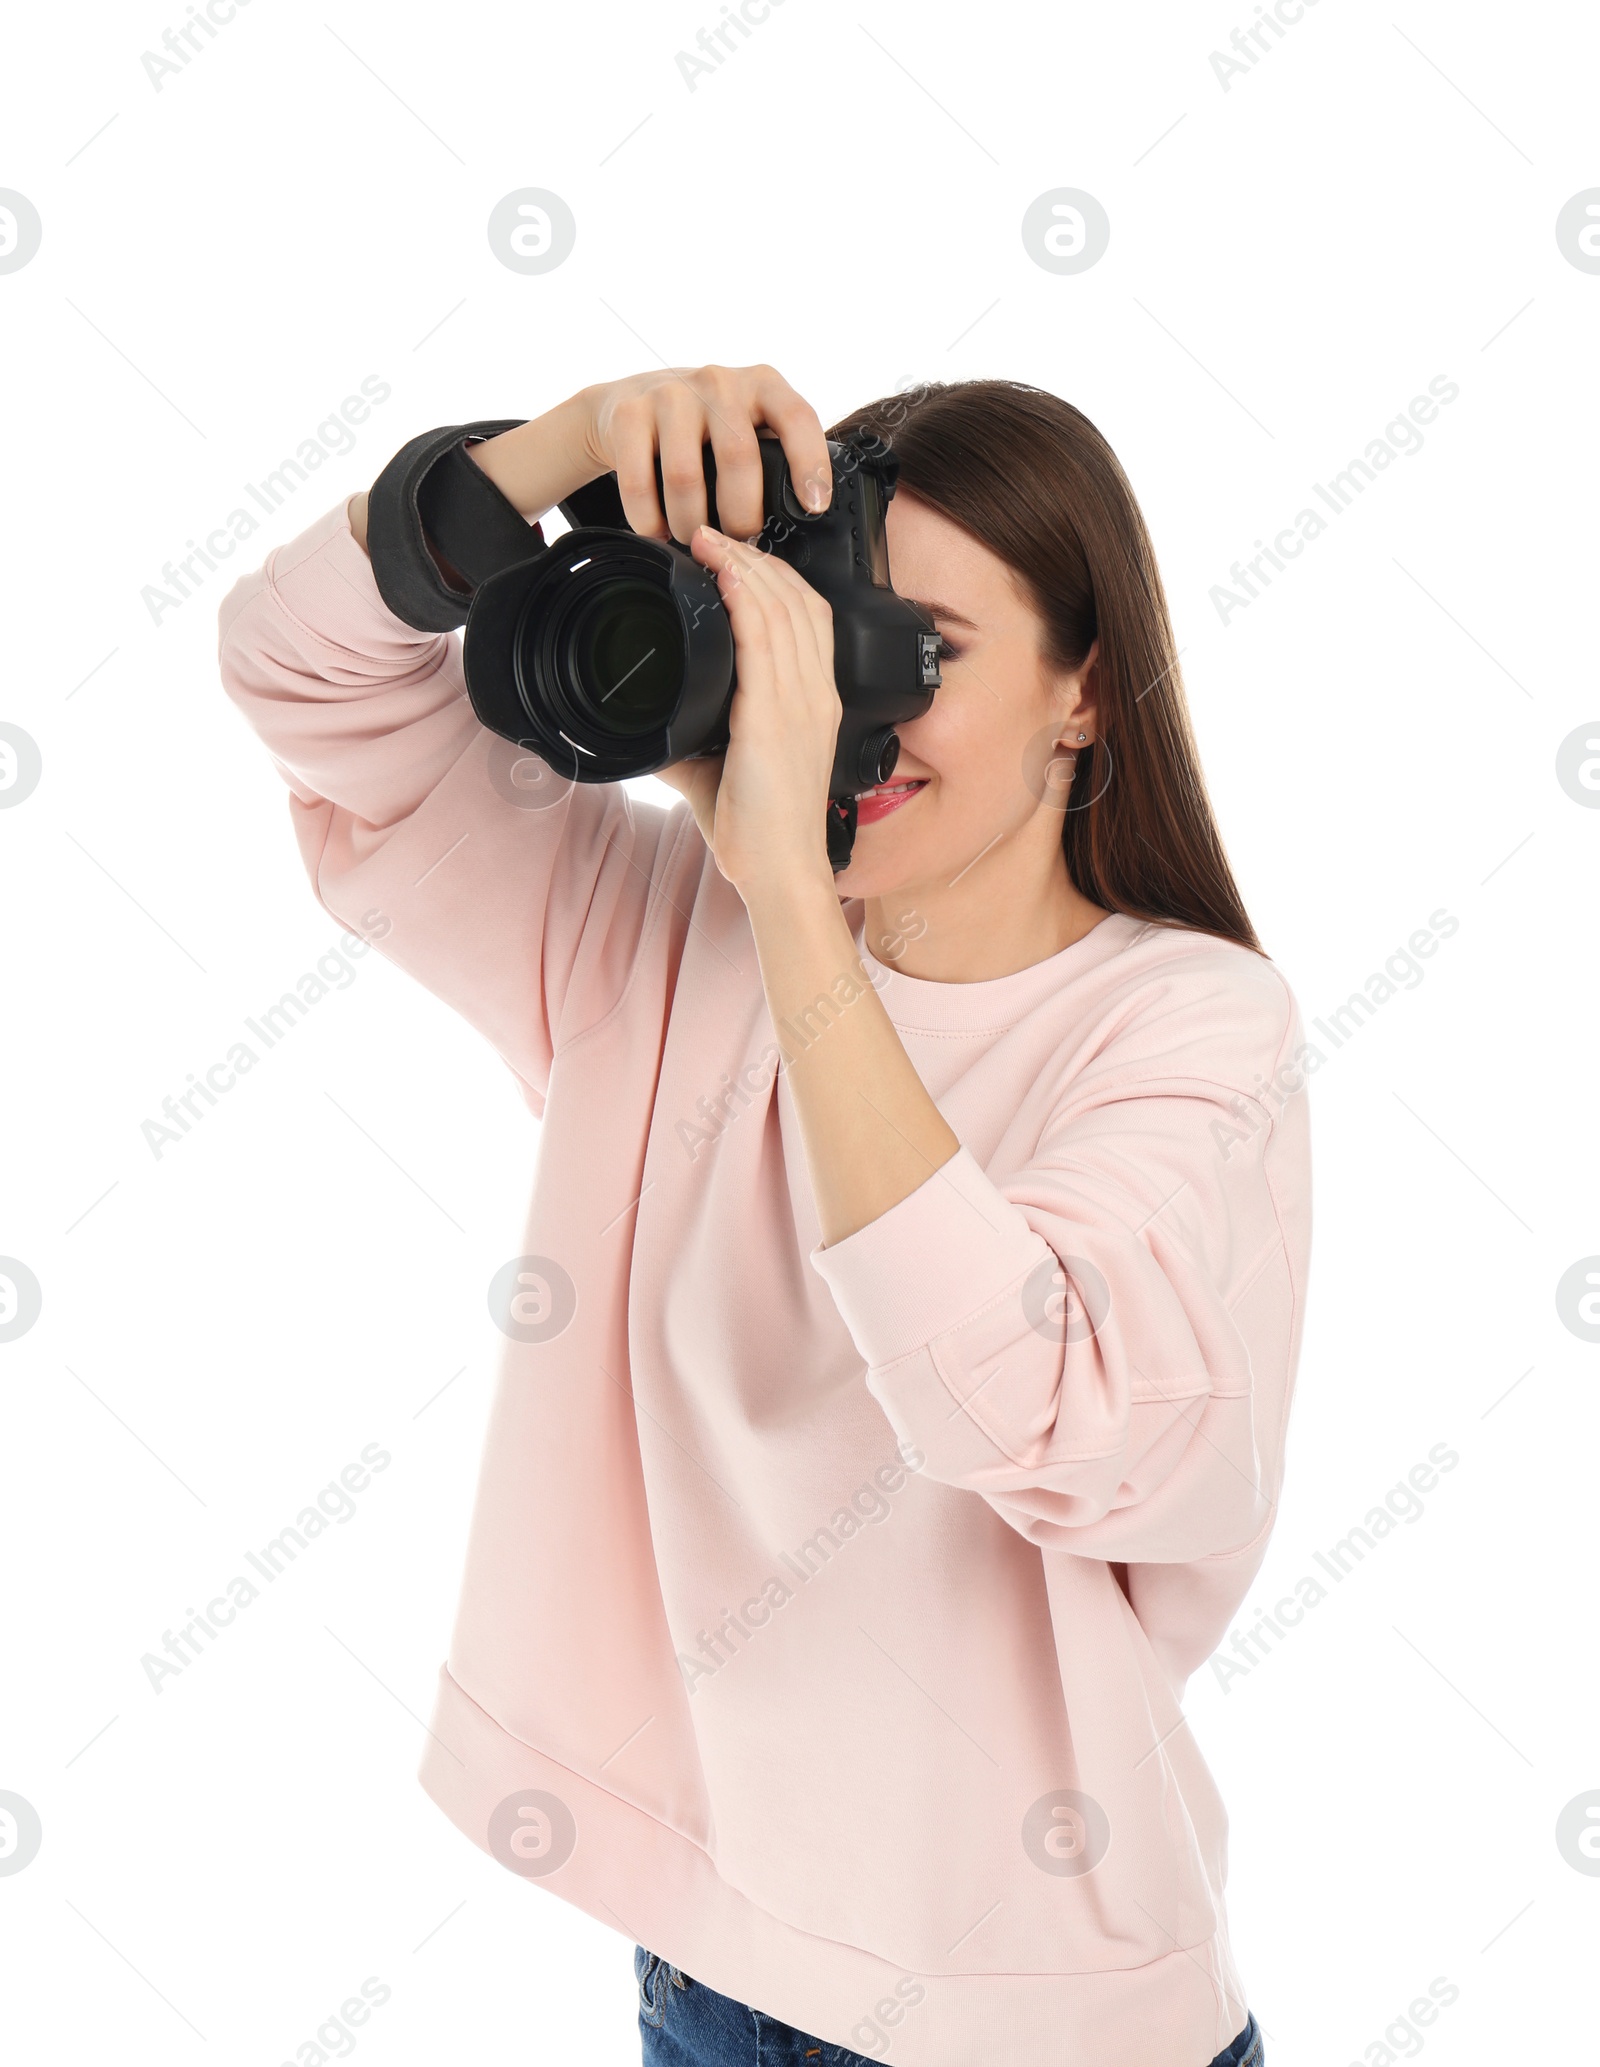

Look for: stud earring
[1077,731,1087,741]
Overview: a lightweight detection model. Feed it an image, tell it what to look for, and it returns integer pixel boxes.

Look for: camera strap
[364,420,546,632]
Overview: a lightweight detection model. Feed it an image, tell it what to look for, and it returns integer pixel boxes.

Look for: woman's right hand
[577,363,834,544]
[351,363,833,562]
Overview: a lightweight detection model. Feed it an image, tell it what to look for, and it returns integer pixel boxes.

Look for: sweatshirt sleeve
[808,950,1312,1564]
[216,496,691,1116]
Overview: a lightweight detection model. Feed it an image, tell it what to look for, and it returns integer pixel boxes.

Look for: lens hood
[462,527,735,783]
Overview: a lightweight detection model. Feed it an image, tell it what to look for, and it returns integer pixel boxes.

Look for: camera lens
[563,577,684,736]
[485,532,735,784]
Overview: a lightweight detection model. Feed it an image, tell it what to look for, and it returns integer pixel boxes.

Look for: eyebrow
[905,598,980,630]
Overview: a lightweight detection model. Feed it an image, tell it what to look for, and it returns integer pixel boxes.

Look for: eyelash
[936,635,963,662]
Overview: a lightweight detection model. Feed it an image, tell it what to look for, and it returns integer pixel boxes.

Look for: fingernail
[805,478,829,511]
[700,522,725,539]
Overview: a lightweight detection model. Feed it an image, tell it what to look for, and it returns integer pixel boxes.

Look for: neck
[858,846,1109,983]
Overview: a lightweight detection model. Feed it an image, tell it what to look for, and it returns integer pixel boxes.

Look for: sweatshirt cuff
[239,496,449,672]
[807,1144,1051,1370]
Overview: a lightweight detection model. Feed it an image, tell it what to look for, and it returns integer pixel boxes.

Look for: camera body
[460,428,941,871]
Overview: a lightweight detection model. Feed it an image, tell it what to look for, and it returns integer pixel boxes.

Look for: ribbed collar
[846,907,1149,1033]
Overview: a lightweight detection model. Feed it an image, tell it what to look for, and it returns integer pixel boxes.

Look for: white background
[2,0,1597,2061]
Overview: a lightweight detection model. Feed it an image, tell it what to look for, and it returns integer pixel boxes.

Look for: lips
[853,778,928,825]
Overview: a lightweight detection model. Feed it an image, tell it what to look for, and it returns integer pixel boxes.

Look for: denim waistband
[635,1946,1263,2067]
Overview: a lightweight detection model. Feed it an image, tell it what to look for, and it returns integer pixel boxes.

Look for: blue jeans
[635,1945,1264,2066]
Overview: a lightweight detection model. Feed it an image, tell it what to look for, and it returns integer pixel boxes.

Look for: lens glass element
[564,578,684,736]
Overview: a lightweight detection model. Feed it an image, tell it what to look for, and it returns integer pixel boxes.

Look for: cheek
[906,661,1040,802]
[899,700,965,780]
[905,665,997,769]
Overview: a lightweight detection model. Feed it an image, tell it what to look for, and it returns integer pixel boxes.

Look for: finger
[717,535,835,685]
[740,551,828,683]
[747,367,834,515]
[708,534,816,696]
[700,378,767,541]
[703,537,786,689]
[655,386,713,544]
[610,393,670,540]
[734,538,836,646]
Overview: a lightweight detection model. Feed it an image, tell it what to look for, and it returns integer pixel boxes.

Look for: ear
[1052,637,1100,743]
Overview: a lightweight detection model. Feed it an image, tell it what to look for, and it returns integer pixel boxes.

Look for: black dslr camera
[366,422,942,872]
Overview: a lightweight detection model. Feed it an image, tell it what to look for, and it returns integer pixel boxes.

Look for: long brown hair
[826,379,1264,956]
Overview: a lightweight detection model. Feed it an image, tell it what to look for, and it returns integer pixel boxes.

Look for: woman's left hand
[653,525,841,900]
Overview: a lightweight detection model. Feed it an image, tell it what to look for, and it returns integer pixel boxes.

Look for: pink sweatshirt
[218,495,1313,2067]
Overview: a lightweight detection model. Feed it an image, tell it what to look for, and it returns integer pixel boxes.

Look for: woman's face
[830,491,1098,908]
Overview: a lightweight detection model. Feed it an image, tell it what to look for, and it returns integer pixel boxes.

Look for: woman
[218,363,1309,2067]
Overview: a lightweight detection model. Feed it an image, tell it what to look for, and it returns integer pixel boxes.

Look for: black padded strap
[365,420,546,632]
